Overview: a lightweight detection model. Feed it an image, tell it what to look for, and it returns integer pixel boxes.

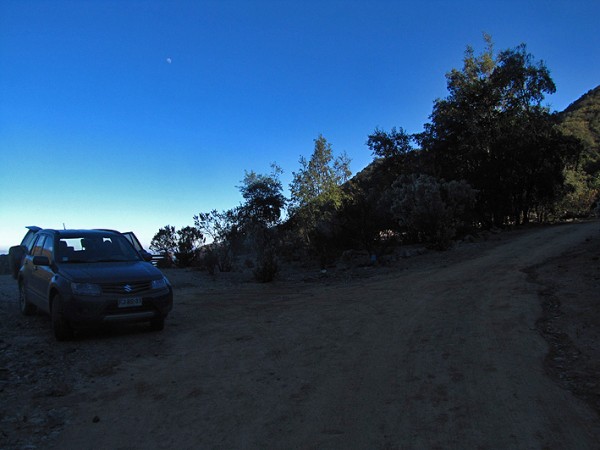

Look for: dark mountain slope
[559,85,600,170]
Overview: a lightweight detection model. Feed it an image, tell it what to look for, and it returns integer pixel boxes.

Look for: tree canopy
[367,126,414,160]
[418,35,580,225]
[289,134,351,213]
[150,37,597,274]
[238,164,286,228]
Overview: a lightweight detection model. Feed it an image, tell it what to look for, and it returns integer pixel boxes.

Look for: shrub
[202,249,219,275]
[390,174,477,249]
[174,226,204,267]
[253,248,278,282]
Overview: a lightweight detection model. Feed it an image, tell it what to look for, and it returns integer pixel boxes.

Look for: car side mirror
[32,255,50,266]
[140,250,153,262]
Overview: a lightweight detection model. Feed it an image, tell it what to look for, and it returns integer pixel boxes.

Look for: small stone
[92,415,100,423]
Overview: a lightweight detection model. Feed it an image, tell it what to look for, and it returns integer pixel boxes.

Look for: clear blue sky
[1,0,599,252]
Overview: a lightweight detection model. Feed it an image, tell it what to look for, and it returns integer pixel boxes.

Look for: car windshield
[56,234,141,263]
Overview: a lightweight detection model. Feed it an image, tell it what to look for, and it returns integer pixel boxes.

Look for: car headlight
[71,282,102,296]
[151,277,168,290]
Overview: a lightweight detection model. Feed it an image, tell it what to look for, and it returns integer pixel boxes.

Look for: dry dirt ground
[1,221,600,450]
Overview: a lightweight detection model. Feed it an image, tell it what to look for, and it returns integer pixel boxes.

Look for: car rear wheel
[18,282,36,316]
[51,294,74,341]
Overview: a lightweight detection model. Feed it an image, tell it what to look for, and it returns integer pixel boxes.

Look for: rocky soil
[1,221,599,449]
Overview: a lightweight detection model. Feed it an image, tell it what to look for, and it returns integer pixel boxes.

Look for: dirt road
[1,221,600,449]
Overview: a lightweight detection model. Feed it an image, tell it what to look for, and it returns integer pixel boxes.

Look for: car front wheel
[51,294,74,341]
[18,282,36,316]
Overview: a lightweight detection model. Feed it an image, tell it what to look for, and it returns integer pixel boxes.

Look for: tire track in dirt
[248,222,600,449]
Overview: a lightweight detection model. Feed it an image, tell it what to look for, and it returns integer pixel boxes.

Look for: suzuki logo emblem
[123,285,133,293]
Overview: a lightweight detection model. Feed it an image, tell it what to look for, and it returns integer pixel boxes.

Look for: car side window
[42,236,54,260]
[31,235,47,257]
[23,232,38,253]
[22,231,36,248]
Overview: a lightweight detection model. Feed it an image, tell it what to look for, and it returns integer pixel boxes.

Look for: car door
[25,235,53,310]
[33,236,56,312]
[22,234,44,305]
[9,226,41,279]
[123,231,153,262]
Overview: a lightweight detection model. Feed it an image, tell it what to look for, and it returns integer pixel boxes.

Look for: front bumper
[61,287,173,326]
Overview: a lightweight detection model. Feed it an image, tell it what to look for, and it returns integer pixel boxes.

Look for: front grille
[105,299,155,315]
[101,281,152,295]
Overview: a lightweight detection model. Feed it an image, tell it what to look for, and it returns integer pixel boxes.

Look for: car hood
[58,261,164,283]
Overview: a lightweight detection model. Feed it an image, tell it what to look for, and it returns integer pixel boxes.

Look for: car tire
[18,282,36,316]
[51,294,74,341]
[149,317,165,331]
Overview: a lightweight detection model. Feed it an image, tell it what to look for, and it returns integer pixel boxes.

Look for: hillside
[353,85,600,184]
[351,86,600,214]
[559,85,600,168]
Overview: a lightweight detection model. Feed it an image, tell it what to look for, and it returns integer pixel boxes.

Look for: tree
[289,135,351,213]
[150,225,203,267]
[193,208,243,272]
[337,181,396,256]
[418,35,579,226]
[390,174,477,249]
[237,164,286,282]
[174,226,204,267]
[367,126,414,160]
[287,135,352,262]
[150,225,177,255]
[238,163,286,228]
[556,168,599,218]
[558,86,600,217]
[365,126,422,195]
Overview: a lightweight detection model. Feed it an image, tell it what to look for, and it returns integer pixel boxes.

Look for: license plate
[118,297,142,308]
